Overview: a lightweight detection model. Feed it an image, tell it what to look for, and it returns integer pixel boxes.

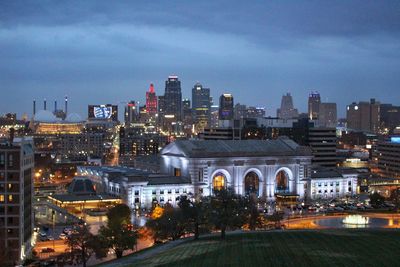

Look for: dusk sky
[1,1,399,119]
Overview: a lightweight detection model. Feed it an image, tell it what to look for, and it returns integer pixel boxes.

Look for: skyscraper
[277,93,299,119]
[319,103,337,128]
[308,92,321,120]
[0,137,34,265]
[192,83,211,131]
[146,83,157,117]
[124,101,138,125]
[219,94,234,121]
[163,75,182,121]
[346,99,380,133]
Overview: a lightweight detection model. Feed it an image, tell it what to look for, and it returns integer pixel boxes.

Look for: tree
[389,188,400,211]
[370,192,385,207]
[178,195,211,239]
[244,196,261,231]
[146,205,187,242]
[98,204,138,259]
[209,189,248,239]
[65,224,107,267]
[267,211,284,229]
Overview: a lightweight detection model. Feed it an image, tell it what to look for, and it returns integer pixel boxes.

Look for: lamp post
[52,210,55,250]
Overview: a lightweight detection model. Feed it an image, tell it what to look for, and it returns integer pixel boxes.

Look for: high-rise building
[219,94,234,121]
[308,92,321,120]
[182,99,192,133]
[124,101,138,126]
[277,93,299,119]
[163,75,182,121]
[146,83,157,117]
[192,83,211,131]
[346,99,380,133]
[0,137,34,265]
[319,103,337,128]
[380,104,400,133]
[377,137,400,178]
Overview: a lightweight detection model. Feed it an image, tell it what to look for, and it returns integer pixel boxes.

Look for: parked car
[59,233,67,240]
[39,232,48,241]
[47,236,54,241]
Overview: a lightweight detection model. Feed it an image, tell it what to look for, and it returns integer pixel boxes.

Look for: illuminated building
[346,99,380,133]
[0,137,34,265]
[124,101,138,126]
[163,75,182,121]
[146,83,157,117]
[77,166,194,210]
[308,91,321,120]
[377,137,400,178]
[160,137,313,200]
[380,104,400,133]
[219,94,234,121]
[192,83,211,131]
[306,168,358,200]
[33,110,84,134]
[277,93,299,119]
[119,126,168,165]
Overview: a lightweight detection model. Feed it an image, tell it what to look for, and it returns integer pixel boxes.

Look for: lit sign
[94,106,112,119]
[391,137,400,143]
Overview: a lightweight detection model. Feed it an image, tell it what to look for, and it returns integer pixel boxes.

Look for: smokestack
[64,96,68,116]
[33,100,36,116]
[44,98,47,111]
[54,100,57,112]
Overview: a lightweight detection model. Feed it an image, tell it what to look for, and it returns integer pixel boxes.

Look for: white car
[59,233,67,240]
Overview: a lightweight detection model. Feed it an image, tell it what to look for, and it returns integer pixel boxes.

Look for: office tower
[346,99,380,133]
[43,99,47,111]
[0,138,34,265]
[163,75,182,121]
[192,83,211,131]
[182,99,192,133]
[33,100,36,116]
[319,103,337,128]
[277,93,299,119]
[146,83,157,117]
[234,103,247,120]
[124,101,138,125]
[377,137,400,178]
[308,92,321,120]
[219,94,234,121]
[380,104,400,133]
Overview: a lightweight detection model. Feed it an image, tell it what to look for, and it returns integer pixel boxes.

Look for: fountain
[342,215,369,227]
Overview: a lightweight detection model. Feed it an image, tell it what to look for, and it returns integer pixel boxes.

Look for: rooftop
[161,137,312,158]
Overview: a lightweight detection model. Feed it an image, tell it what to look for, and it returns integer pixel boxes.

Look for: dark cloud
[0,0,399,118]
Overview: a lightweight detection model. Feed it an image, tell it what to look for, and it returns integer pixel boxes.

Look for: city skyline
[1,1,399,118]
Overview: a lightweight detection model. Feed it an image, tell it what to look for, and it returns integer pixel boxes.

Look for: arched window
[276,170,289,193]
[244,171,259,195]
[213,172,226,191]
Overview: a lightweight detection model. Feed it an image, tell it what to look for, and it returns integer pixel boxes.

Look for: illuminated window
[174,168,181,177]
[0,195,4,202]
[213,173,226,191]
[8,195,13,202]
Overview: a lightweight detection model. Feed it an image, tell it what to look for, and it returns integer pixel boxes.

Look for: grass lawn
[122,229,400,267]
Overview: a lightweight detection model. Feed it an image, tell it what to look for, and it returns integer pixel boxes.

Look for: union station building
[160,137,313,201]
[76,138,359,210]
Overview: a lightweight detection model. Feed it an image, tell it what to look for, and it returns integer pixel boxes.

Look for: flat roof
[49,194,121,203]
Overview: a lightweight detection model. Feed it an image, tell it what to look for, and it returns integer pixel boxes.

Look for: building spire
[149,83,155,93]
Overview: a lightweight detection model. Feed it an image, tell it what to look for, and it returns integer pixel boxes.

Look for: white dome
[34,110,59,123]
[66,113,83,123]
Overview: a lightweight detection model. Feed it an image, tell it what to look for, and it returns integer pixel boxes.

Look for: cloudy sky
[1,0,399,119]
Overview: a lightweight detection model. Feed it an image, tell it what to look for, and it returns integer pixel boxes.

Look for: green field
[119,230,400,267]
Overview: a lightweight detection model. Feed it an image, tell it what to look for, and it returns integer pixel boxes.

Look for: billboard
[94,106,112,119]
[88,104,118,121]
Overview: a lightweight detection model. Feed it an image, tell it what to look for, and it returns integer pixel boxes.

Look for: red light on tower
[146,83,157,115]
